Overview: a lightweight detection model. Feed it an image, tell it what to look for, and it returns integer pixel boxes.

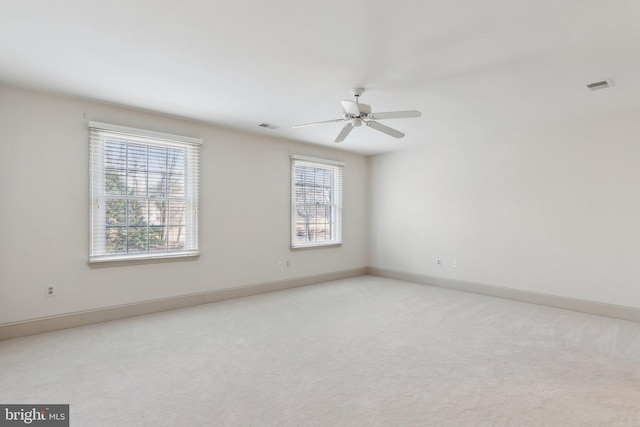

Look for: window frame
[290,155,344,250]
[88,121,201,264]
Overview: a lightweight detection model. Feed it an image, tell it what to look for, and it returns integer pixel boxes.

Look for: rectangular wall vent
[258,123,278,129]
[587,80,612,91]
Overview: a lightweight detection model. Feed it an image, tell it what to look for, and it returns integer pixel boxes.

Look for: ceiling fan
[293,88,421,142]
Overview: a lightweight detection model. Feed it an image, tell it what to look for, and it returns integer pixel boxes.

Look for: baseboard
[0,267,367,341]
[367,266,640,323]
[6,266,636,341]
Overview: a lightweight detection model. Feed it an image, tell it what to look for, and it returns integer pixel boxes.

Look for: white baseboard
[367,267,640,323]
[0,267,367,341]
[5,266,636,341]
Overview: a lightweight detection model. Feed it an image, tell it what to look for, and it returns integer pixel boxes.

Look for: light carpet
[1,275,639,426]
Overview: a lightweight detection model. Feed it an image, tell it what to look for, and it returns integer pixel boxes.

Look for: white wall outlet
[437,259,442,266]
[278,261,290,269]
[46,286,55,297]
[452,259,458,268]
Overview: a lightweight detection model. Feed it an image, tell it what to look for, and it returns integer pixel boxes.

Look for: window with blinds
[291,155,343,249]
[89,122,201,263]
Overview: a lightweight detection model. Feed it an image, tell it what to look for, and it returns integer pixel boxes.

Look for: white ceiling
[2,1,640,155]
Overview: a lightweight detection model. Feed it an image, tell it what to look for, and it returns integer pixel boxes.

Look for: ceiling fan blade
[341,100,361,116]
[368,110,422,120]
[341,100,372,116]
[335,123,354,142]
[366,120,405,138]
[293,118,344,128]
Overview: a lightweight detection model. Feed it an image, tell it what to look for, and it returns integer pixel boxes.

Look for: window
[291,155,343,249]
[89,122,201,263]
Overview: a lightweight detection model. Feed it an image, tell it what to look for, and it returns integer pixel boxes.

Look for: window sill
[289,243,342,251]
[88,252,200,268]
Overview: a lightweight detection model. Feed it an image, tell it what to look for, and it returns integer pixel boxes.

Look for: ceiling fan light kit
[293,88,421,143]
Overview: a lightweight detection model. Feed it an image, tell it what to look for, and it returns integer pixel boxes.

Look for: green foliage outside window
[103,142,184,255]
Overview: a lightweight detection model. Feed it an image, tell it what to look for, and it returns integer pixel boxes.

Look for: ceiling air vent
[586,80,612,91]
[258,123,278,130]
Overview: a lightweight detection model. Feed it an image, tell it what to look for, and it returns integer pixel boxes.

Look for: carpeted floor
[1,275,639,426]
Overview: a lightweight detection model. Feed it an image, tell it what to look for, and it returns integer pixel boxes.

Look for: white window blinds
[291,155,344,248]
[89,122,201,263]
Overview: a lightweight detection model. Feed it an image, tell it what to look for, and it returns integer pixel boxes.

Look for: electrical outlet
[452,259,458,268]
[285,261,290,268]
[46,286,56,297]
[437,259,441,266]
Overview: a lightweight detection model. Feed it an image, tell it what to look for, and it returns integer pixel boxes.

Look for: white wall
[0,85,368,324]
[369,108,640,309]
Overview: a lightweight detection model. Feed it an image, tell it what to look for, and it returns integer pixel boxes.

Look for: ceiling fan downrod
[352,87,364,104]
